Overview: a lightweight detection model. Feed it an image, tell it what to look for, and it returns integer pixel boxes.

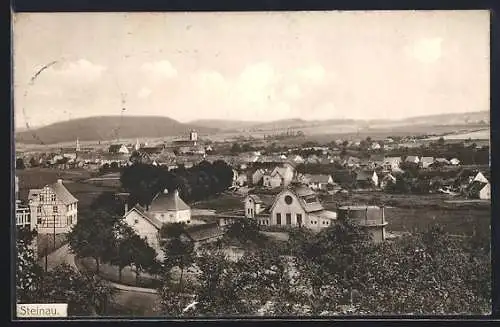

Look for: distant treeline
[120,160,234,207]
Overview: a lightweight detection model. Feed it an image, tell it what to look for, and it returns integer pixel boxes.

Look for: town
[13,10,491,319]
[15,127,491,316]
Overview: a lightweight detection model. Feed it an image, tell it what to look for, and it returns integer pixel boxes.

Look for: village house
[466,180,490,200]
[405,155,420,165]
[244,194,275,219]
[355,170,379,189]
[290,155,304,164]
[109,144,130,155]
[28,179,78,234]
[301,174,333,191]
[251,168,266,185]
[262,164,296,188]
[379,173,397,190]
[344,156,361,168]
[383,156,402,171]
[430,158,450,168]
[450,158,461,166]
[122,189,192,258]
[333,170,356,189]
[267,186,337,229]
[370,142,381,150]
[420,157,435,169]
[179,223,225,251]
[147,189,191,224]
[369,154,385,169]
[15,176,38,257]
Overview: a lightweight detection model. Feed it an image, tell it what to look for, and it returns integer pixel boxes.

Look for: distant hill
[15,116,219,145]
[190,111,489,132]
[189,119,261,131]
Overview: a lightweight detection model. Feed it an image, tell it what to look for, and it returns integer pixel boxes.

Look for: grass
[322,192,490,238]
[192,193,244,212]
[37,233,67,258]
[76,257,162,289]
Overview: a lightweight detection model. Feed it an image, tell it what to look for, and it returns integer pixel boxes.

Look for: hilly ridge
[15,110,489,145]
[15,116,219,145]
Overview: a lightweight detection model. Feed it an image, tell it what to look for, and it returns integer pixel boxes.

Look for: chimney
[57,179,63,184]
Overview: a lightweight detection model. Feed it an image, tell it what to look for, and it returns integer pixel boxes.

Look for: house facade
[123,206,163,259]
[383,157,402,171]
[109,144,130,154]
[147,189,191,224]
[356,171,379,189]
[28,179,78,234]
[123,189,192,258]
[263,186,337,230]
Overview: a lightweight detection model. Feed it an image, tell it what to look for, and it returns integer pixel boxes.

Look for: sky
[12,10,489,129]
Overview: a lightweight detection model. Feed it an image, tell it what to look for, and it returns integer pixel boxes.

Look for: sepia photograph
[12,10,491,318]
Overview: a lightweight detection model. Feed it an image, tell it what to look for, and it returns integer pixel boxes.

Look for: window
[53,206,58,213]
[37,206,42,214]
[285,195,293,205]
[50,194,56,201]
[286,213,292,225]
[276,213,282,225]
[296,214,303,226]
[134,218,139,224]
[37,217,42,224]
[39,195,44,202]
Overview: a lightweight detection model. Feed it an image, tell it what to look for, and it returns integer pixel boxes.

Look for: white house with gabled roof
[28,179,78,234]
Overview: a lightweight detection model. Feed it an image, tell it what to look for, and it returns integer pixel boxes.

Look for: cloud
[406,37,443,63]
[137,87,152,98]
[38,59,106,84]
[141,60,178,79]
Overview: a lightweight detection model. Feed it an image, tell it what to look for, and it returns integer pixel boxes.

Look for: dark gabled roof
[466,181,489,196]
[183,223,224,242]
[28,181,78,205]
[149,190,190,212]
[139,146,164,155]
[333,170,354,183]
[356,170,375,181]
[127,205,163,230]
[109,144,125,153]
[305,174,332,184]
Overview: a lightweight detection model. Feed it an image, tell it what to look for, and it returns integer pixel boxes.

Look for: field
[425,129,490,141]
[16,168,119,209]
[322,192,490,239]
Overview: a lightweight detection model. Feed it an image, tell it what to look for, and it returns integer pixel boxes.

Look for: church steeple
[135,138,140,151]
[76,138,80,152]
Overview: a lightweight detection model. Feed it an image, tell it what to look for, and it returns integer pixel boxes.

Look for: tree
[160,223,195,293]
[230,143,242,154]
[128,233,158,285]
[437,136,445,146]
[68,209,120,273]
[16,226,44,304]
[29,157,38,167]
[37,264,116,316]
[107,222,138,282]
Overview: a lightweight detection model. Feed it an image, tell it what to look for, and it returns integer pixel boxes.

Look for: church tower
[135,138,141,151]
[76,138,80,152]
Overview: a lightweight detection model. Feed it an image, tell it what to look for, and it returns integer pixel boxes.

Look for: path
[43,243,158,294]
